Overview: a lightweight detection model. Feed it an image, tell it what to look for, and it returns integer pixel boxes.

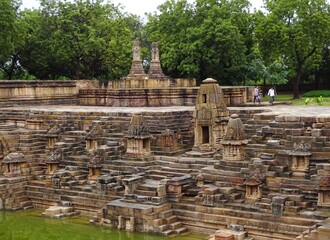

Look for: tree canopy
[1,0,330,98]
[255,0,330,98]
[0,0,24,79]
[17,0,138,80]
[146,0,252,85]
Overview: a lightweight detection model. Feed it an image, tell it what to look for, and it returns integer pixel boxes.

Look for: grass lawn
[268,93,330,106]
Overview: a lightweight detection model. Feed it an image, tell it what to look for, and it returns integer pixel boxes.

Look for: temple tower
[193,78,229,152]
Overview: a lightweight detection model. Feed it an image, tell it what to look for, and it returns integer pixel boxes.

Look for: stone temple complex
[0,40,329,240]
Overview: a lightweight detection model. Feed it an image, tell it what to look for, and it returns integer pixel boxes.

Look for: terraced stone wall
[0,80,78,106]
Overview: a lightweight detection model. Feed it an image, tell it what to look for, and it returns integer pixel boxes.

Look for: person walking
[267,86,275,105]
[253,86,260,104]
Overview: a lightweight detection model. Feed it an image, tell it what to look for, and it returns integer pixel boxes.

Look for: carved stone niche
[221,114,248,161]
[289,141,312,177]
[118,215,135,232]
[318,175,330,207]
[86,126,100,152]
[52,175,61,189]
[88,152,103,181]
[2,152,30,177]
[46,149,61,175]
[193,78,229,152]
[125,114,152,159]
[244,170,264,202]
[26,119,44,130]
[45,124,62,149]
[196,174,204,188]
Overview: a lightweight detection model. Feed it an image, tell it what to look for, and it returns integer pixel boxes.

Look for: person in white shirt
[253,86,260,104]
[267,86,275,105]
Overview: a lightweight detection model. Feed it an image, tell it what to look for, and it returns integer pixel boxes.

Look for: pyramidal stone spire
[148,42,166,78]
[127,39,146,78]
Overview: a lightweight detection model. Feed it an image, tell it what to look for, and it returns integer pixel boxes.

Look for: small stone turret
[244,169,265,202]
[46,149,61,175]
[193,78,229,152]
[221,114,248,161]
[125,113,152,160]
[45,124,62,149]
[288,141,312,178]
[86,125,100,152]
[88,152,103,182]
[2,152,30,177]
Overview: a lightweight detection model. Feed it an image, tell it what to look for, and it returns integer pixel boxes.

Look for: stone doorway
[202,126,209,144]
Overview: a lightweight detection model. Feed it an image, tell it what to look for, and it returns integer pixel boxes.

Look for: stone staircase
[0,177,33,210]
[18,129,48,180]
[155,208,188,236]
[153,156,218,178]
[172,202,320,240]
[26,183,114,213]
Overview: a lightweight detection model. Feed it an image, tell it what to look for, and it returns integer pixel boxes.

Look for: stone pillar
[118,215,125,230]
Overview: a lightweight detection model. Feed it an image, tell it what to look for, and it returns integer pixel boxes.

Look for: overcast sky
[21,0,263,16]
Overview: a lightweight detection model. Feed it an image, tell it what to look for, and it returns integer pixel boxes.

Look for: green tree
[146,0,252,84]
[255,0,330,99]
[0,0,23,79]
[19,0,135,80]
[248,55,288,96]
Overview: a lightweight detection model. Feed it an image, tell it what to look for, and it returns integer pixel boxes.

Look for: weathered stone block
[215,233,234,240]
[272,196,287,204]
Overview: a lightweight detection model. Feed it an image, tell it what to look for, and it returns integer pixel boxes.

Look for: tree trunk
[293,64,302,99]
[74,58,81,80]
[263,77,266,97]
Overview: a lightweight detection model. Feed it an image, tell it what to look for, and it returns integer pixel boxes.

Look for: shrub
[302,90,330,97]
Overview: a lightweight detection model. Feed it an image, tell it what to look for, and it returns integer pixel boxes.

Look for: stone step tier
[172,203,320,240]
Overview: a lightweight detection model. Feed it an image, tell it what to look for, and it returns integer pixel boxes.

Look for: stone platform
[0,104,330,239]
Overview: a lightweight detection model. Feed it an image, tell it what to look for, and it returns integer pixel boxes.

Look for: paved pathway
[3,104,330,118]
